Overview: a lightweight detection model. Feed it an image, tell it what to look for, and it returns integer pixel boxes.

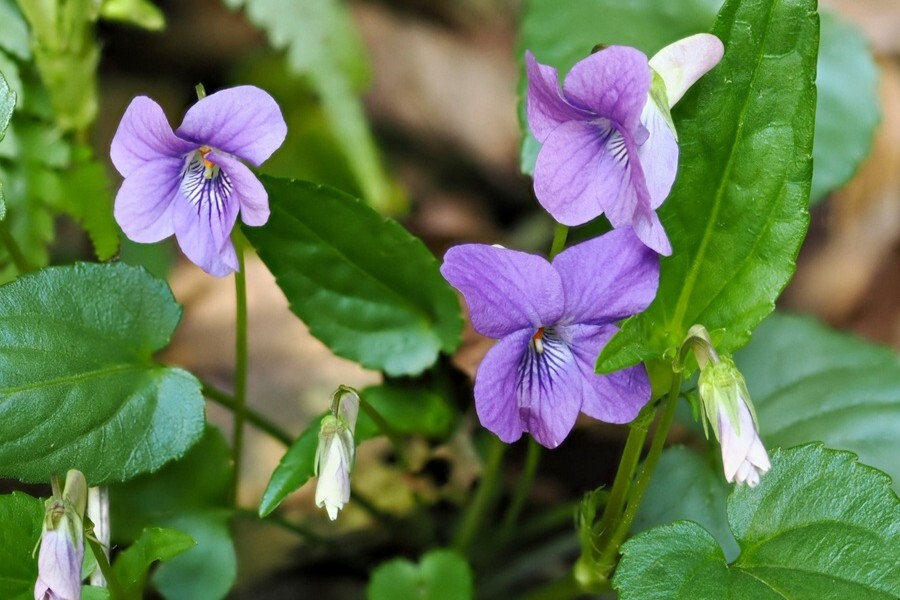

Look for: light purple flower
[526,34,723,256]
[111,86,287,276]
[440,230,659,448]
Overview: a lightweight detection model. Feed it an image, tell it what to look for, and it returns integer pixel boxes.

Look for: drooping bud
[687,326,771,487]
[35,470,87,600]
[314,386,360,520]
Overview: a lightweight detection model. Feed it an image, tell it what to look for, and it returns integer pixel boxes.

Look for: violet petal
[35,530,82,600]
[649,33,724,108]
[567,323,651,423]
[171,173,241,277]
[210,152,270,226]
[441,244,565,338]
[534,120,642,227]
[562,46,651,134]
[176,86,287,167]
[552,229,659,324]
[113,157,182,243]
[525,51,593,142]
[638,101,679,209]
[516,328,583,448]
[474,330,532,444]
[110,96,195,178]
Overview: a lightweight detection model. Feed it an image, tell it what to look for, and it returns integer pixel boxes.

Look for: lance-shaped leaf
[244,177,462,377]
[614,445,900,599]
[598,0,818,373]
[0,262,204,483]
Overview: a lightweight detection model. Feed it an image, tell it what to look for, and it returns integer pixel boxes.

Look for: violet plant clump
[440,230,659,448]
[110,86,287,276]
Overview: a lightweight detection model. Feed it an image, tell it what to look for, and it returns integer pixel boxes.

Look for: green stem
[203,382,293,446]
[0,220,32,273]
[595,372,682,576]
[499,437,541,540]
[549,223,569,259]
[452,436,506,556]
[85,536,123,598]
[230,232,249,505]
[592,403,655,546]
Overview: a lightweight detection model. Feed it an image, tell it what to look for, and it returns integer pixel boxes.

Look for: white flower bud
[314,387,360,520]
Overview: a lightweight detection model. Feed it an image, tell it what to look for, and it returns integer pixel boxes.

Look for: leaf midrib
[670,0,779,331]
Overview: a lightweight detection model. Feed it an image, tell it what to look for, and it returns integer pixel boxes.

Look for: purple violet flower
[111,86,287,276]
[526,34,723,256]
[440,230,659,448]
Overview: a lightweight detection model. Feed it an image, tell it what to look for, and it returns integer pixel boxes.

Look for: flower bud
[35,470,87,600]
[698,356,771,486]
[314,387,360,520]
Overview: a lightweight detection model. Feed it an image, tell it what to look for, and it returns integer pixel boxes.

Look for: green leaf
[632,446,738,560]
[0,492,44,600]
[57,145,120,260]
[110,427,235,600]
[810,11,880,204]
[224,0,398,213]
[0,262,204,483]
[0,0,31,60]
[615,445,900,599]
[367,549,473,600]
[597,0,818,373]
[259,381,455,516]
[112,527,195,599]
[244,177,462,376]
[735,312,900,490]
[151,512,236,600]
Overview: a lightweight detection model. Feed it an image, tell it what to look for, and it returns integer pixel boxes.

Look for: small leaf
[58,145,119,260]
[151,512,236,600]
[0,66,13,140]
[0,1,31,60]
[244,177,462,376]
[367,550,473,600]
[736,312,900,490]
[259,382,454,516]
[99,0,166,31]
[615,445,900,599]
[112,527,195,599]
[598,0,818,372]
[0,262,204,483]
[0,492,44,600]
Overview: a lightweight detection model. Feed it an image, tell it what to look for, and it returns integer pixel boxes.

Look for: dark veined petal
[172,153,240,276]
[515,327,583,448]
[567,323,651,424]
[110,96,196,177]
[638,100,678,210]
[525,51,594,142]
[113,156,182,243]
[552,229,659,325]
[562,46,651,136]
[533,119,642,228]
[474,329,532,444]
[441,244,564,338]
[210,151,269,226]
[176,86,287,167]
